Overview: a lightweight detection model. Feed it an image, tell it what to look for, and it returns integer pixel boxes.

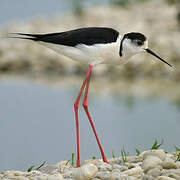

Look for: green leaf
[35,161,46,170]
[121,147,129,164]
[135,148,140,156]
[72,152,75,166]
[27,165,35,172]
[176,152,180,162]
[92,156,96,159]
[112,150,115,158]
[151,138,164,150]
[174,145,180,152]
[65,160,70,166]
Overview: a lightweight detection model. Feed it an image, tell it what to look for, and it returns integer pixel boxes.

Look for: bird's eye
[136,41,144,46]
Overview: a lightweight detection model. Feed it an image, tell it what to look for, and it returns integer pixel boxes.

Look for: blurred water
[0,0,108,27]
[0,78,179,172]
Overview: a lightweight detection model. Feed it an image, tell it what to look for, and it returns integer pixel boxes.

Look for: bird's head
[120,32,172,67]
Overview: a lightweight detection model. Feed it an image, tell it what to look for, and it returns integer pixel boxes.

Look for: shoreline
[1,149,180,180]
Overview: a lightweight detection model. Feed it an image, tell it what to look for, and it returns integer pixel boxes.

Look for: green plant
[151,138,164,150]
[135,148,140,156]
[27,161,46,172]
[65,160,70,166]
[174,145,180,151]
[92,156,96,159]
[112,150,115,158]
[27,165,35,172]
[176,152,180,162]
[71,152,75,166]
[121,147,129,164]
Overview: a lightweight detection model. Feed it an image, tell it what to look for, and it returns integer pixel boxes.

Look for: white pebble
[142,156,163,172]
[73,163,98,180]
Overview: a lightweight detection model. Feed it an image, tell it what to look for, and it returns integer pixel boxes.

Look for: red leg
[82,70,108,164]
[74,65,93,167]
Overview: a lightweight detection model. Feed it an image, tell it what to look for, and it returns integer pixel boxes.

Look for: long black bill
[145,48,172,67]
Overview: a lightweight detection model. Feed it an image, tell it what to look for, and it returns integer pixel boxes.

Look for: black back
[17,27,119,47]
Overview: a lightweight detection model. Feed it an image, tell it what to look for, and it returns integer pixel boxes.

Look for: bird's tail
[0,33,42,41]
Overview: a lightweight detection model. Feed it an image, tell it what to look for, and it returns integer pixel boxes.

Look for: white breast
[39,35,124,66]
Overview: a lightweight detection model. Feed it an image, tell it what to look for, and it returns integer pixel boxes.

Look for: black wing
[14,27,119,47]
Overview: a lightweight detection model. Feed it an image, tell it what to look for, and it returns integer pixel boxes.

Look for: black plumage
[15,27,119,47]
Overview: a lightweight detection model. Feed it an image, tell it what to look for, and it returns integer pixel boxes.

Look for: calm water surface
[0,78,179,172]
[0,0,108,27]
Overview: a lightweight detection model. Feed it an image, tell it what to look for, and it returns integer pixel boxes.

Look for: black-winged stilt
[10,27,172,167]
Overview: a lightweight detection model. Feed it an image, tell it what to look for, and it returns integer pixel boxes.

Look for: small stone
[126,156,143,163]
[124,162,136,169]
[142,156,163,173]
[110,172,129,180]
[168,173,180,179]
[95,171,111,179]
[157,176,176,180]
[162,169,180,177]
[81,159,102,166]
[109,158,121,165]
[141,174,154,180]
[73,163,98,180]
[140,150,167,161]
[146,165,163,177]
[96,162,112,171]
[112,164,128,172]
[111,168,121,173]
[160,158,177,169]
[176,161,180,169]
[123,166,143,176]
[39,165,59,174]
[26,170,42,177]
[48,174,64,180]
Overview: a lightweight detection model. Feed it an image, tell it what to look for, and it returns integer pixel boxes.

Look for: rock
[123,166,143,176]
[73,163,98,180]
[141,174,154,180]
[26,170,42,177]
[109,158,121,165]
[162,169,180,176]
[112,164,128,172]
[142,156,163,173]
[176,161,180,169]
[146,165,163,177]
[48,174,64,180]
[110,172,133,180]
[157,176,176,180]
[95,171,111,179]
[124,162,136,169]
[160,158,177,169]
[95,171,135,180]
[39,165,59,174]
[162,169,180,179]
[111,168,121,173]
[31,174,49,180]
[63,169,75,179]
[126,156,143,163]
[81,159,102,166]
[140,150,167,161]
[96,162,112,171]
